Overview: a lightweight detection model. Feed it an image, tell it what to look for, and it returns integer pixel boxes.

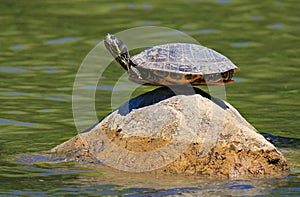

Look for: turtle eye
[111,38,127,55]
[105,36,123,57]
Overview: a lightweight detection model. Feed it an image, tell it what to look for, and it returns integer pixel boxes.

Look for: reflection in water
[10,153,298,196]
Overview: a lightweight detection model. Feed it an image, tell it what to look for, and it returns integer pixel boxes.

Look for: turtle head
[104,34,131,71]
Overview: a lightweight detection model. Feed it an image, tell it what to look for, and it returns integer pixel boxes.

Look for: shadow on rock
[118,86,228,116]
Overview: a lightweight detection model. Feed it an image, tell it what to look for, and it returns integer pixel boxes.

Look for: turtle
[104,33,239,86]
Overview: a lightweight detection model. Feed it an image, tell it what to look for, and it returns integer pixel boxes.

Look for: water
[0,0,299,196]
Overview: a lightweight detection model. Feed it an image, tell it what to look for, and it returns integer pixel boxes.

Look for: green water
[0,0,299,196]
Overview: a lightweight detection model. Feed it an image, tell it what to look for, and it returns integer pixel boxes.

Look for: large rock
[51,87,289,178]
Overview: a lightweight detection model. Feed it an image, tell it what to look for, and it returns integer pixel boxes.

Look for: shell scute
[129,43,238,85]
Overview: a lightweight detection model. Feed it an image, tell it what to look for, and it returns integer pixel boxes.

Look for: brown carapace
[104,34,239,86]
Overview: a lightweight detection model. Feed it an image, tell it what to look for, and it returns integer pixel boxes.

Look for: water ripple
[275,1,283,7]
[11,44,25,50]
[37,109,54,113]
[231,42,252,47]
[82,84,133,91]
[8,110,26,115]
[0,66,28,73]
[142,4,152,9]
[38,93,71,101]
[250,16,263,21]
[3,91,29,95]
[216,0,232,4]
[111,3,151,10]
[37,65,64,73]
[0,118,38,126]
[125,4,136,9]
[46,96,69,101]
[137,21,157,26]
[195,29,217,34]
[44,37,79,45]
[46,69,64,73]
[184,24,194,29]
[269,23,284,29]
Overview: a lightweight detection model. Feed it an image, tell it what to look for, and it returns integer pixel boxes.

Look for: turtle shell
[129,43,239,86]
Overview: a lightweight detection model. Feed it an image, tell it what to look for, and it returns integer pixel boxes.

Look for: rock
[51,87,289,178]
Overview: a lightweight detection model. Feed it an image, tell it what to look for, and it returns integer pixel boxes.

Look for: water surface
[0,0,299,196]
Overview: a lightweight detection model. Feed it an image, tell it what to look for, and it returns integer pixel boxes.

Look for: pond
[0,0,299,196]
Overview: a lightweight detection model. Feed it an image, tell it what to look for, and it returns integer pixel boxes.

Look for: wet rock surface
[51,87,289,178]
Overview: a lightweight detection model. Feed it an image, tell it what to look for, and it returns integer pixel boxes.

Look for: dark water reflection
[0,0,299,196]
